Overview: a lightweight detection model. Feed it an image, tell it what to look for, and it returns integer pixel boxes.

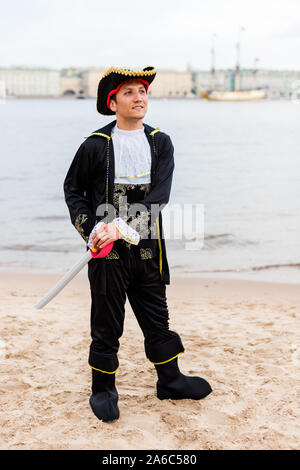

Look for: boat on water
[201,28,266,102]
[201,88,266,101]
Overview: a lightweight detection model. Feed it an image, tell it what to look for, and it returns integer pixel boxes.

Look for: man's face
[109,80,148,120]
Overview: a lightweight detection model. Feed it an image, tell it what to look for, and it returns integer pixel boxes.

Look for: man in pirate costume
[64,66,212,422]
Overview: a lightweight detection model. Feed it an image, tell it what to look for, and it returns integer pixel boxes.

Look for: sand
[0,272,299,450]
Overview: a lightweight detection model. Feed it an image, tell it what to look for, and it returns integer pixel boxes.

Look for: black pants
[88,245,185,373]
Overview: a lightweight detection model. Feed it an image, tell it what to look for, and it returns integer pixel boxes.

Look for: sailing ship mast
[252,57,259,89]
[210,33,216,91]
[201,26,266,101]
[235,26,245,91]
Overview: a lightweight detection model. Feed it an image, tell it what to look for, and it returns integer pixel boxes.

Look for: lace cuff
[87,218,140,252]
[113,217,140,245]
[87,221,106,251]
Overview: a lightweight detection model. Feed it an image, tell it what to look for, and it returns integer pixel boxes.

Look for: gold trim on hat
[102,66,156,79]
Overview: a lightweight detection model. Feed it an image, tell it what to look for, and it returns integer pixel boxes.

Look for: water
[1,98,300,282]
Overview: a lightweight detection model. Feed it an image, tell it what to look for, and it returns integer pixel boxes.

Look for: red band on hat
[107,78,149,110]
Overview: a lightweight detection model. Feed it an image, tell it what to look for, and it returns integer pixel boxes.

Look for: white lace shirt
[88,125,153,249]
[111,124,151,184]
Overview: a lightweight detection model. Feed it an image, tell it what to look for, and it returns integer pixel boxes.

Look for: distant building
[0,79,5,102]
[78,68,194,99]
[241,69,300,99]
[2,65,299,100]
[193,69,300,99]
[81,68,106,98]
[60,68,84,96]
[149,70,194,97]
[192,69,233,92]
[0,67,60,97]
[59,67,106,98]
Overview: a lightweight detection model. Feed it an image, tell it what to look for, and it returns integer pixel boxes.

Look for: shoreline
[1,270,300,309]
[1,264,300,285]
[0,271,299,449]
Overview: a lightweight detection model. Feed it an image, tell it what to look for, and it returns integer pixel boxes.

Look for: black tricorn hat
[96,66,156,115]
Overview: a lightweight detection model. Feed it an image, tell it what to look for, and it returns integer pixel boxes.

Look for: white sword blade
[34,250,92,309]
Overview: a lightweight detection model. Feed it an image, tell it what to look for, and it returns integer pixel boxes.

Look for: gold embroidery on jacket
[112,183,157,249]
[140,248,153,260]
[106,249,120,259]
[113,183,153,240]
[129,209,150,239]
[74,214,89,242]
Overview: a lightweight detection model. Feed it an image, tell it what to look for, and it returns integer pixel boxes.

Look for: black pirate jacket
[64,119,174,287]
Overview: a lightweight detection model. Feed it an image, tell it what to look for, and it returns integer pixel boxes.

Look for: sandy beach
[0,272,299,450]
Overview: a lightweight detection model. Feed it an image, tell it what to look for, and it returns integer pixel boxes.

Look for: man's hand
[91,222,120,250]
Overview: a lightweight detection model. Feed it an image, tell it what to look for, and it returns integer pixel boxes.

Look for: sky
[0,0,299,71]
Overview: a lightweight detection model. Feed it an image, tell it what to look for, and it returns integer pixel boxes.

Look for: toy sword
[34,218,140,309]
[34,242,113,310]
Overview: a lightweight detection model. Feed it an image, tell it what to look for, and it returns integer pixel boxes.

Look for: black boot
[154,357,212,400]
[89,368,119,422]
